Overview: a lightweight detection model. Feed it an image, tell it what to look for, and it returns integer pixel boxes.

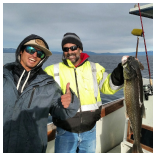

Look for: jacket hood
[15,34,50,69]
[9,34,51,94]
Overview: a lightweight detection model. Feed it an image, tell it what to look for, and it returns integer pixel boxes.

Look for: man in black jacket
[3,34,79,153]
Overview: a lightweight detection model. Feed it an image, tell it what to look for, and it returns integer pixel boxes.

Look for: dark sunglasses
[63,45,79,52]
[25,46,45,59]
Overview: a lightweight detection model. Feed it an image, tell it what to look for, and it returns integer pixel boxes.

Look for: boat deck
[107,144,121,153]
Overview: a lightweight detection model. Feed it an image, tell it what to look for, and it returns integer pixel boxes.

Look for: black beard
[65,53,80,64]
[67,53,76,57]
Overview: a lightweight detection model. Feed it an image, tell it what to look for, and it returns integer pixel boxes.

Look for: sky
[3,1,154,54]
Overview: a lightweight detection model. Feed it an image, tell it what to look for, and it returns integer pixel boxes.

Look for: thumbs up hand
[65,82,71,94]
[61,83,72,108]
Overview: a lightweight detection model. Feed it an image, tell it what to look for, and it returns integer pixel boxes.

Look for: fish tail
[132,143,137,153]
[132,142,143,153]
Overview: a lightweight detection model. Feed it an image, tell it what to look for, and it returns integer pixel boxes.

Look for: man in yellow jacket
[44,32,124,153]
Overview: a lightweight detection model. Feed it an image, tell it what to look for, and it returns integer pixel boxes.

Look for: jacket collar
[75,53,89,67]
[4,63,54,94]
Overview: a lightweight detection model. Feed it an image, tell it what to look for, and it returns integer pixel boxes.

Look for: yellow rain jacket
[44,53,123,133]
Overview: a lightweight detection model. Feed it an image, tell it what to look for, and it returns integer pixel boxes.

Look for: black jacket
[3,34,79,153]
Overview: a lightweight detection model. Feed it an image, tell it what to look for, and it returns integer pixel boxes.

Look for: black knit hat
[61,33,83,51]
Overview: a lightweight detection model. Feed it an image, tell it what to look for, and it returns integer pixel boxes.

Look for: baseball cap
[24,39,52,56]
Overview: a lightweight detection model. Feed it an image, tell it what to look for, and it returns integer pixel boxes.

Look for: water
[3,53,153,104]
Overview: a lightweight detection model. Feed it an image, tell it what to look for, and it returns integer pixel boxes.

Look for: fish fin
[138,61,144,70]
[128,120,133,134]
[141,104,146,118]
[125,112,129,119]
[130,126,133,134]
[132,142,137,153]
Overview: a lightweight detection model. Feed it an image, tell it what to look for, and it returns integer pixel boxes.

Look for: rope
[138,3,152,85]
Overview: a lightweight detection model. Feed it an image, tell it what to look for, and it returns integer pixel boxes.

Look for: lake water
[3,53,153,104]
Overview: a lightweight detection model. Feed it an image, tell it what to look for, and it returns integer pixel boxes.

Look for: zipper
[74,68,80,100]
[28,87,36,108]
[74,68,83,126]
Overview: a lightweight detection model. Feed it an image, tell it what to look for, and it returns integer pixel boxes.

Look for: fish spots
[123,56,144,153]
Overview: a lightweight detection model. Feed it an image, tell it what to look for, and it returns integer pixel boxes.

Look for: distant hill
[84,51,153,56]
[3,48,153,56]
[3,48,17,53]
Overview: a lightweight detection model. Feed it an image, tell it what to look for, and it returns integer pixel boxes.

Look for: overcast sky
[3,2,153,53]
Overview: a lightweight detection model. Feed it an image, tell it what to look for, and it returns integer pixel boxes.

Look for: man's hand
[121,56,129,64]
[61,83,72,108]
[121,55,139,65]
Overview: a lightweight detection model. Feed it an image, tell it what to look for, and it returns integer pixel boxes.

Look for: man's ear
[80,49,82,53]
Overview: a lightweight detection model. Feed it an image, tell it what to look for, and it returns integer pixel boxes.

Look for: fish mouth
[122,60,128,68]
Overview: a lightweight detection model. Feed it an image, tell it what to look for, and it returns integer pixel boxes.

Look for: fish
[122,56,145,153]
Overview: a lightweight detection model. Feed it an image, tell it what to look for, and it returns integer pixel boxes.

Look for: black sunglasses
[63,45,79,52]
[25,46,45,59]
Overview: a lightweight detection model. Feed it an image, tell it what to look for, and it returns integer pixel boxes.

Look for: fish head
[122,56,137,80]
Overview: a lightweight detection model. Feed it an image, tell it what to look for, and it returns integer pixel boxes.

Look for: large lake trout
[122,56,145,153]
